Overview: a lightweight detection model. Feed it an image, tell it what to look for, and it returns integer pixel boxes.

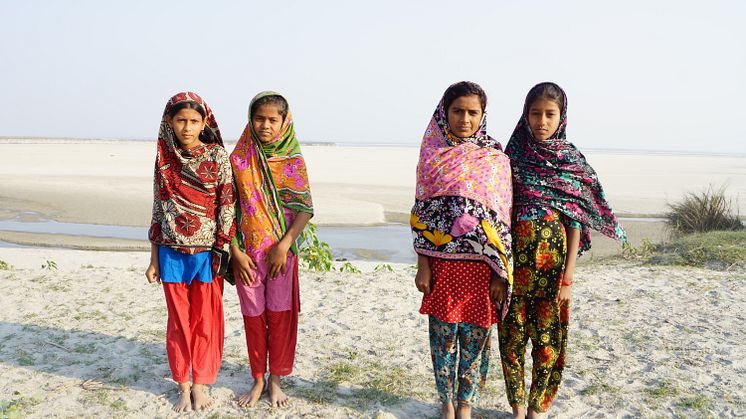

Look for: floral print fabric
[512,214,567,300]
[148,92,236,254]
[505,82,626,255]
[230,91,313,259]
[498,296,569,412]
[498,213,570,412]
[412,89,514,308]
[429,316,492,404]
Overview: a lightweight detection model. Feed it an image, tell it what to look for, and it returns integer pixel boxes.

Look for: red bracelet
[561,280,573,286]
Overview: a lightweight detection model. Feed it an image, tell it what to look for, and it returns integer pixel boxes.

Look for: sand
[1,139,742,257]
[0,248,744,418]
[1,140,744,230]
[1,139,745,417]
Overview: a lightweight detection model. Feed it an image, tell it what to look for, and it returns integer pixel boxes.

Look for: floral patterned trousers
[498,216,570,412]
[429,316,492,404]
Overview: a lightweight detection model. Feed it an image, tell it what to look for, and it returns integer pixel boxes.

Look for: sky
[1,0,745,153]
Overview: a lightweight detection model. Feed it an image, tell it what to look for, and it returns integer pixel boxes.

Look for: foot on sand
[268,374,289,408]
[441,401,455,419]
[173,383,192,413]
[191,384,213,411]
[238,376,265,408]
[456,402,471,419]
[527,409,547,419]
[512,404,526,419]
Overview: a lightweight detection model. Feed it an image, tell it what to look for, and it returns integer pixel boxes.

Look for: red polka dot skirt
[419,258,497,328]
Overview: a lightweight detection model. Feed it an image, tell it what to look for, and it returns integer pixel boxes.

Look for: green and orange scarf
[230,91,313,258]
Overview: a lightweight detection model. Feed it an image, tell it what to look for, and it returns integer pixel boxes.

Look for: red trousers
[243,309,297,378]
[162,277,224,384]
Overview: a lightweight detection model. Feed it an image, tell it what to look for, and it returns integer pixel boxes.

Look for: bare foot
[441,401,456,419]
[238,376,265,408]
[267,374,289,408]
[456,402,471,419]
[527,409,546,419]
[512,404,527,419]
[192,384,213,411]
[173,382,192,413]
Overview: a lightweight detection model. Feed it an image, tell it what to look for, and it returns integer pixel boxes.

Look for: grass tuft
[650,231,746,270]
[621,230,746,270]
[666,186,743,235]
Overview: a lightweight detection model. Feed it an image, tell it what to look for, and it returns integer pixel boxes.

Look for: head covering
[505,82,627,254]
[231,91,313,258]
[148,92,236,252]
[412,82,514,316]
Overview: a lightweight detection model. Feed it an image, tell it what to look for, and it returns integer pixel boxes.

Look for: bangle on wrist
[561,280,573,286]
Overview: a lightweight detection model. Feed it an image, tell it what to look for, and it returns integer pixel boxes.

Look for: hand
[490,275,507,304]
[557,272,573,304]
[267,239,290,279]
[231,246,257,286]
[415,265,433,295]
[557,285,572,304]
[145,263,160,284]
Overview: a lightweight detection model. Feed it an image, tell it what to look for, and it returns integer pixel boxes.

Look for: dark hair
[166,101,216,143]
[250,95,289,121]
[167,100,207,119]
[443,81,487,113]
[525,82,565,114]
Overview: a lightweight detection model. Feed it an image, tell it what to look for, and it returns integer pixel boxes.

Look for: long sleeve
[214,148,236,251]
[148,161,164,243]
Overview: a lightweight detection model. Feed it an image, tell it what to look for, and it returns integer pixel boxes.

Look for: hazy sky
[2,0,745,153]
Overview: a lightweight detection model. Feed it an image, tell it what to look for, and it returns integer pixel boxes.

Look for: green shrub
[41,260,58,270]
[374,263,394,272]
[666,186,743,234]
[0,259,11,270]
[650,230,746,270]
[297,222,334,272]
[339,262,361,273]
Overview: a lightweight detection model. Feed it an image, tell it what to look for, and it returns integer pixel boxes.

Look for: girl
[145,92,236,412]
[412,81,513,419]
[498,82,627,418]
[230,92,313,408]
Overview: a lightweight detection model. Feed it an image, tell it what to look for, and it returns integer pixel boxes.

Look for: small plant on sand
[676,394,712,411]
[0,394,41,418]
[41,260,58,270]
[666,185,743,235]
[621,238,656,261]
[0,259,11,270]
[338,262,361,274]
[374,263,394,272]
[298,222,334,272]
[649,230,746,270]
[579,382,620,396]
[646,380,680,399]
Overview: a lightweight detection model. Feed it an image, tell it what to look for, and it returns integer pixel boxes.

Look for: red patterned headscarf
[148,92,236,252]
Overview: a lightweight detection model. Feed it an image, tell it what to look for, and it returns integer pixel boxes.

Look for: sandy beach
[1,140,744,228]
[1,139,746,417]
[1,139,744,257]
[0,249,744,418]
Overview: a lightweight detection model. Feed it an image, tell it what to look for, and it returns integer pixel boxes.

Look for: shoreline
[0,218,666,262]
[0,138,743,259]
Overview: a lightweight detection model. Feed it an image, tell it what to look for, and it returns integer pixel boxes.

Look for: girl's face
[167,108,206,149]
[446,95,483,138]
[527,98,562,141]
[252,104,284,143]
